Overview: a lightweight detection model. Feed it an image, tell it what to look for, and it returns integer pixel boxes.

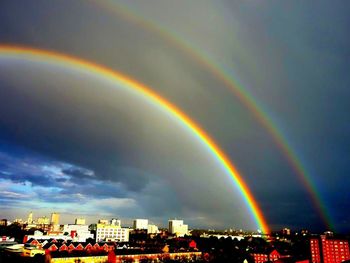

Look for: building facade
[50,213,60,225]
[168,219,188,237]
[75,218,86,225]
[133,219,148,230]
[310,235,350,263]
[63,224,93,242]
[95,224,129,242]
[147,224,159,234]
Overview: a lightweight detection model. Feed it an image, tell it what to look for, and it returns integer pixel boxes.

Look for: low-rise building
[63,224,94,242]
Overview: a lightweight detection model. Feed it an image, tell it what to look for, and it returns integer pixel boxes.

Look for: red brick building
[252,248,281,263]
[310,235,350,263]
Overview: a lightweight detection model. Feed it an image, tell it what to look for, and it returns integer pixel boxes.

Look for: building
[168,219,188,237]
[23,230,73,244]
[310,235,350,263]
[27,212,33,224]
[111,218,121,227]
[75,218,86,225]
[98,219,109,225]
[282,228,291,235]
[63,224,93,242]
[51,213,60,225]
[133,219,148,230]
[147,224,159,234]
[37,216,50,225]
[96,223,129,242]
[251,249,281,263]
[0,219,8,226]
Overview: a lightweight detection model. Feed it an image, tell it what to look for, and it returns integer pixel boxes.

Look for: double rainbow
[90,1,333,230]
[0,45,270,233]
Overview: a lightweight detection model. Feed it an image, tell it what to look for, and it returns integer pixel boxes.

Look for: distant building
[147,224,159,234]
[96,223,129,242]
[310,235,350,263]
[75,218,86,225]
[133,219,148,230]
[51,213,60,225]
[0,219,8,226]
[168,219,188,237]
[282,228,291,235]
[37,216,50,225]
[27,212,33,224]
[251,249,280,263]
[111,218,121,227]
[98,219,109,225]
[14,218,23,224]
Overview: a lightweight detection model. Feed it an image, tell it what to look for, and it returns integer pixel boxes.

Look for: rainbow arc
[0,45,270,233]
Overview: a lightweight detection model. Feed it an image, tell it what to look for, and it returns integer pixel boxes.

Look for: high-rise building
[310,235,350,263]
[168,219,188,237]
[75,218,86,225]
[27,212,33,224]
[50,212,60,225]
[133,219,148,230]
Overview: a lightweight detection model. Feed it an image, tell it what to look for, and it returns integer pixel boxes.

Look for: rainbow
[91,1,334,230]
[0,45,270,233]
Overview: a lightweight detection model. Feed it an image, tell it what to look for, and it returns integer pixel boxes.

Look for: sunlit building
[168,219,188,237]
[96,223,129,242]
[133,219,148,230]
[63,224,93,242]
[98,219,109,225]
[37,216,50,225]
[27,212,33,224]
[75,218,86,225]
[0,219,7,226]
[111,218,121,227]
[50,212,60,225]
[147,224,159,234]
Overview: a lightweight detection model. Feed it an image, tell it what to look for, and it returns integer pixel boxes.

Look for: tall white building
[168,219,188,237]
[96,223,129,242]
[133,219,148,230]
[27,212,33,224]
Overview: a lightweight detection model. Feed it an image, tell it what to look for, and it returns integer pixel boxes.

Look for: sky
[0,0,349,232]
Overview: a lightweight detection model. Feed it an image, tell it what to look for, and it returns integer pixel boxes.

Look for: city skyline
[0,1,350,233]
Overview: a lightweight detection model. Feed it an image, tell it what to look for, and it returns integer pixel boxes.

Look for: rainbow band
[92,1,333,230]
[0,45,269,233]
